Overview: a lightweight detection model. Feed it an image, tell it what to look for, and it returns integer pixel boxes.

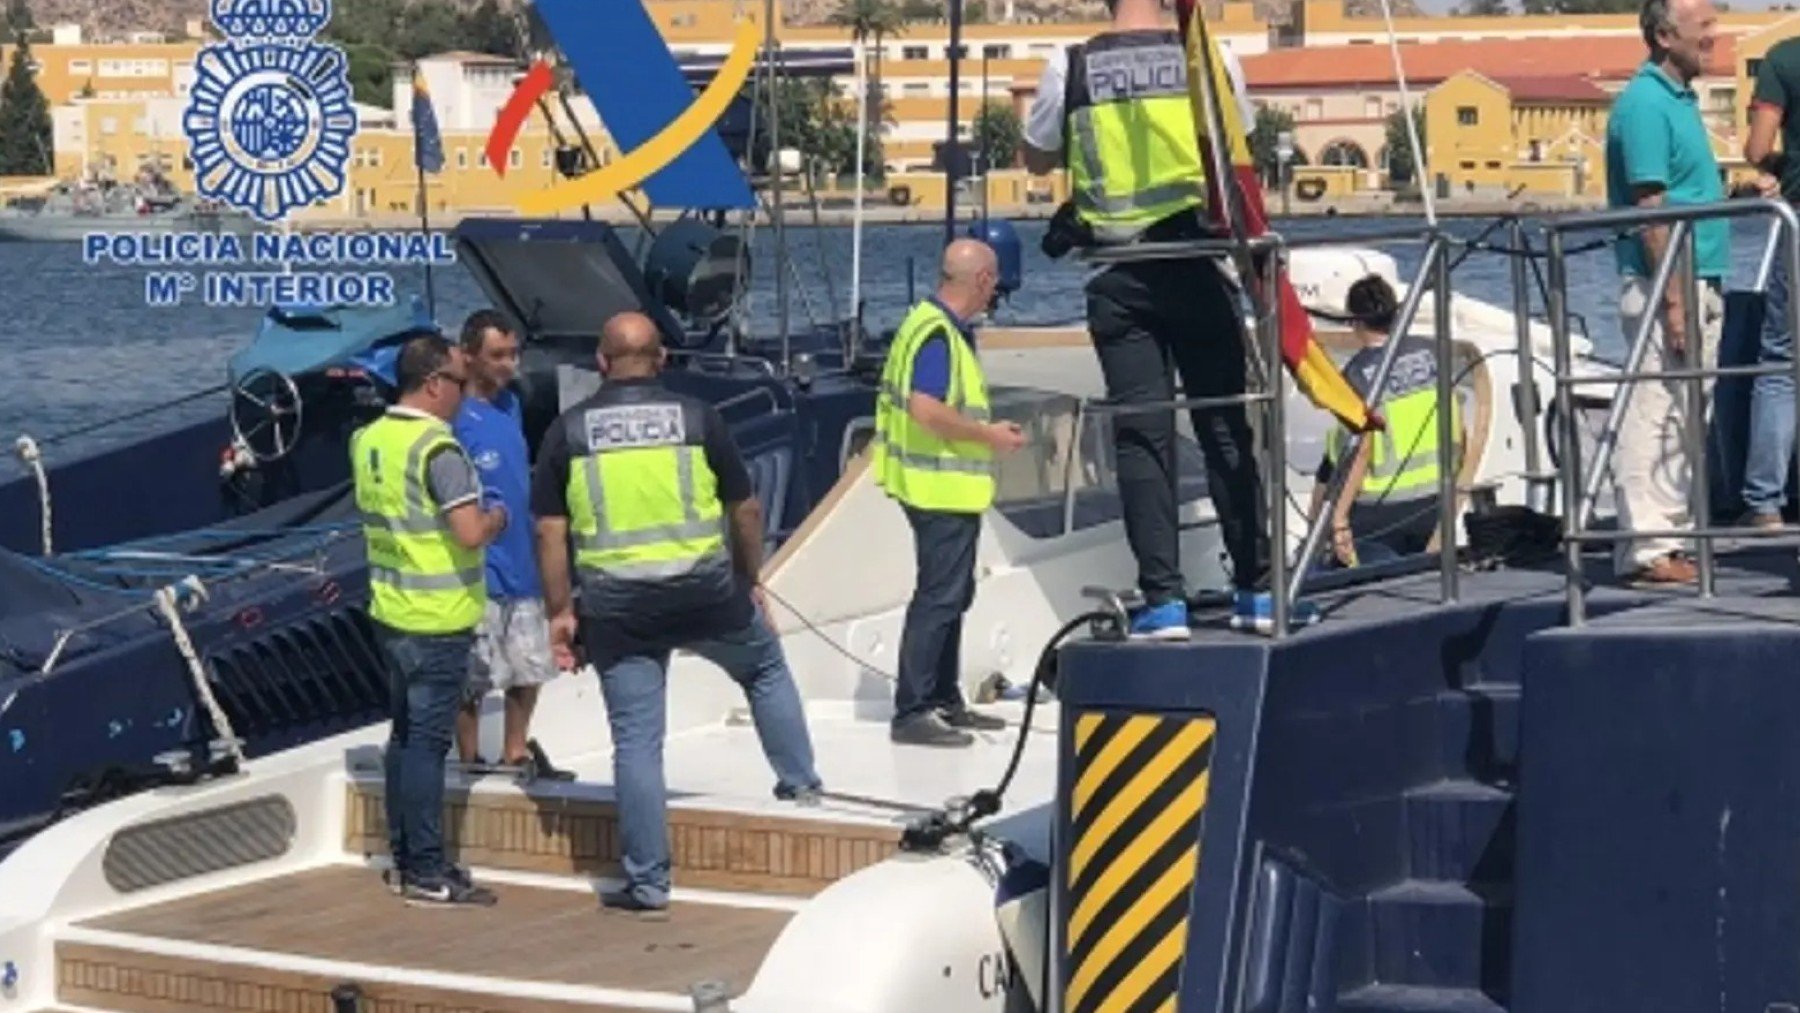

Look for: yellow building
[1425,71,1609,198]
[0,28,198,107]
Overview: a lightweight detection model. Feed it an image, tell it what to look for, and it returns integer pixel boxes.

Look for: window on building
[370,148,382,167]
[456,148,468,169]
[100,117,116,135]
[1748,59,1763,81]
[669,12,696,26]
[1304,98,1323,120]
[902,45,929,60]
[1457,106,1479,126]
[132,117,148,135]
[903,82,929,95]
[479,150,488,168]
[1459,160,1476,170]
[1529,139,1544,162]
[982,44,1010,59]
[1364,96,1382,119]
[69,59,90,73]
[1485,160,1502,169]
[510,148,522,168]
[542,147,552,168]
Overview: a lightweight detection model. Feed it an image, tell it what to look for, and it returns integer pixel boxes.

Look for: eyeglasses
[430,370,468,390]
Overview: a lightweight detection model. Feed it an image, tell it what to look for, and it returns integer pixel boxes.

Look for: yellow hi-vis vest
[1062,30,1207,246]
[873,300,996,514]
[352,411,485,634]
[564,397,734,614]
[1326,374,1461,505]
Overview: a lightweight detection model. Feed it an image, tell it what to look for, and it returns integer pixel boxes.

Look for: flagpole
[416,156,435,321]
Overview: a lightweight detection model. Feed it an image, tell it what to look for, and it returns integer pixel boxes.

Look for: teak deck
[80,865,788,996]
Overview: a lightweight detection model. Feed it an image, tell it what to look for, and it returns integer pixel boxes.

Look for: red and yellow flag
[1174,0,1376,433]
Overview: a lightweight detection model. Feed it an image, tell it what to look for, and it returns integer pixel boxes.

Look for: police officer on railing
[1021,0,1310,636]
[875,238,1026,748]
[532,311,822,917]
[354,335,508,909]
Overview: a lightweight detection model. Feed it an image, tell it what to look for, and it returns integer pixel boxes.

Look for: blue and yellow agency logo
[182,0,358,223]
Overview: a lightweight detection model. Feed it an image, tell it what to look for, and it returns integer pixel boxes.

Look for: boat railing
[1543,197,1800,623]
[1078,223,1474,635]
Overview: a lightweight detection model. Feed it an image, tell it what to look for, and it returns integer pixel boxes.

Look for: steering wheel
[229,367,304,463]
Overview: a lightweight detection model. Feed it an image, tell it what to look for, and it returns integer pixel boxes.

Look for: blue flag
[411,72,445,174]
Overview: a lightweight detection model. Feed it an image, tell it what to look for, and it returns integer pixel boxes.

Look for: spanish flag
[1174,0,1376,433]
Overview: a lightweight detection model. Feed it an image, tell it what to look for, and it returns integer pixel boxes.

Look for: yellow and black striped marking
[1064,711,1215,1013]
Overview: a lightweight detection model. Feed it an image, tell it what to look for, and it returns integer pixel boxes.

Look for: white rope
[1377,0,1436,226]
[13,435,51,556]
[152,577,246,767]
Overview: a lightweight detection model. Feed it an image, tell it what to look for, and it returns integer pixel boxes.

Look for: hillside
[15,0,1420,42]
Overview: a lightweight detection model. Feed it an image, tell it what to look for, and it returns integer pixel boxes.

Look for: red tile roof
[1241,35,1736,90]
[1493,74,1615,103]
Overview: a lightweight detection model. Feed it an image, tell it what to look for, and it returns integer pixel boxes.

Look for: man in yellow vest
[532,311,821,916]
[1308,275,1462,567]
[874,238,1026,747]
[1021,0,1302,636]
[353,336,509,908]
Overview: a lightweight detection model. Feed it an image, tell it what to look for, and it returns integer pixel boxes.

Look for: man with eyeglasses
[353,335,509,907]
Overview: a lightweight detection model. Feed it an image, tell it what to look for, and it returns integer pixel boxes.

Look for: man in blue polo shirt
[1603,0,1726,586]
[875,239,1025,748]
[453,309,557,771]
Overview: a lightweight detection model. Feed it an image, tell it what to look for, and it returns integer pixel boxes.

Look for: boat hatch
[452,217,687,344]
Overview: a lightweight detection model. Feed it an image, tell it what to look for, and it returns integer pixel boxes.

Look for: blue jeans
[1746,242,1795,516]
[587,610,820,906]
[378,625,473,882]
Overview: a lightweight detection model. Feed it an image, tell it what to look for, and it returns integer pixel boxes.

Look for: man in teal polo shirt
[1603,0,1726,586]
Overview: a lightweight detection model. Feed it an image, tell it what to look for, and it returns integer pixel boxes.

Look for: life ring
[1294,178,1328,202]
[888,184,912,206]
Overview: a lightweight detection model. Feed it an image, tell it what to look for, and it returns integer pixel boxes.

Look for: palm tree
[829,0,904,150]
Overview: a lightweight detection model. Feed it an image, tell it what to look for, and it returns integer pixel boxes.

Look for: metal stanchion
[1684,228,1714,598]
[1434,238,1459,603]
[1262,247,1290,638]
[1546,229,1585,625]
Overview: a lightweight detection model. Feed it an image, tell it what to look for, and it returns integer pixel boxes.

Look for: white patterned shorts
[466,598,556,700]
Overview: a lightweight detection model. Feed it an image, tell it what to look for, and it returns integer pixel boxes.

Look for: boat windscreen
[465,237,679,341]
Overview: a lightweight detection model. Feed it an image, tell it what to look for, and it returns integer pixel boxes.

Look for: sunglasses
[430,370,468,390]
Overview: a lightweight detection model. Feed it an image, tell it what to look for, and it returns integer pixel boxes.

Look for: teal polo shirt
[1606,60,1729,280]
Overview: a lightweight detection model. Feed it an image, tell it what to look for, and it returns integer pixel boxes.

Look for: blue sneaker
[1129,600,1191,641]
[1229,591,1322,633]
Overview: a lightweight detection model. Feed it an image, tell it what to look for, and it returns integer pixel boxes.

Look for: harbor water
[0,215,1779,464]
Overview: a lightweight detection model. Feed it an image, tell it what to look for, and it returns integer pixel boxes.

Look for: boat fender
[735,855,1020,1013]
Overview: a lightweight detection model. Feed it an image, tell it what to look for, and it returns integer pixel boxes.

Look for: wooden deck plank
[83,866,786,996]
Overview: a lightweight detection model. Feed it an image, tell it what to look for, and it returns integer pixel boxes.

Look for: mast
[944,0,962,245]
[764,0,791,368]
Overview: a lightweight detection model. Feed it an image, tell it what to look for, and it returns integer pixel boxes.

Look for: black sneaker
[891,712,975,748]
[403,869,497,908]
[775,782,823,806]
[600,888,669,920]
[940,706,1007,731]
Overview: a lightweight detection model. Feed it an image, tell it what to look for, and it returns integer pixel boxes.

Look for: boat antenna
[764,0,793,370]
[1377,0,1436,227]
[944,0,964,246]
[851,25,869,343]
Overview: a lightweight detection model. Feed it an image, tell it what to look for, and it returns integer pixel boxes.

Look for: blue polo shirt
[453,388,541,600]
[909,297,978,400]
[1606,60,1729,280]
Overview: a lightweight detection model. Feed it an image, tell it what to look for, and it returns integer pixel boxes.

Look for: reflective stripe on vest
[565,403,729,583]
[1327,387,1459,504]
[873,300,996,513]
[352,413,485,634]
[1063,33,1207,245]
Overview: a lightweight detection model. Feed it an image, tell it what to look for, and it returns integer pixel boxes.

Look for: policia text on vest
[873,240,1025,749]
[354,337,509,907]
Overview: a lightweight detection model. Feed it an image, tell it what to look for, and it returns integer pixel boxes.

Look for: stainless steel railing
[1543,197,1800,623]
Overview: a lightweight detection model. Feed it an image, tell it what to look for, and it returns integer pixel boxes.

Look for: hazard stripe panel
[1065,711,1215,1013]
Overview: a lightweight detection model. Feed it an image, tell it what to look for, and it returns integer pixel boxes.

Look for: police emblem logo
[183,0,358,224]
[585,405,687,451]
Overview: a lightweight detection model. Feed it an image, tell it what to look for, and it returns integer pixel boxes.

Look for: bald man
[874,238,1025,748]
[532,312,820,914]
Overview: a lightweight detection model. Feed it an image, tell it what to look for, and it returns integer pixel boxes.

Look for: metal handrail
[1545,197,1800,623]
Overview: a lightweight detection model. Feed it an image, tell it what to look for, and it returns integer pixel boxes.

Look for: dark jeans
[1319,496,1441,570]
[1087,259,1269,601]
[377,625,473,881]
[895,505,979,724]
